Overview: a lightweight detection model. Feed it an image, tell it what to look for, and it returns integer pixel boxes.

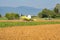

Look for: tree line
[0,13,20,20]
[38,3,60,18]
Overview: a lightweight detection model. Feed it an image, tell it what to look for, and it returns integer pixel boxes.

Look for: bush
[5,13,20,20]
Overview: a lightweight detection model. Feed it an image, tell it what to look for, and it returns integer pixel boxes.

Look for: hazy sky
[0,0,60,9]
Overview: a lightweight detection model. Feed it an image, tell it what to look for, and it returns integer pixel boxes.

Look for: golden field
[0,24,60,40]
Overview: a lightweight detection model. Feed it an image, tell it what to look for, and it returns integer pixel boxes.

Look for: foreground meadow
[0,20,60,27]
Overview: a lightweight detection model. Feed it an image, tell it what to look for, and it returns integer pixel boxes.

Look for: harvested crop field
[0,20,60,22]
[0,24,60,40]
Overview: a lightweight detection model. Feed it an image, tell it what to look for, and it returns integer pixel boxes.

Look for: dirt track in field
[0,20,60,22]
[0,24,60,40]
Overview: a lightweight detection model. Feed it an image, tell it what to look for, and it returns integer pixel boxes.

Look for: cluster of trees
[5,13,20,20]
[0,13,20,20]
[38,3,60,18]
[38,8,56,18]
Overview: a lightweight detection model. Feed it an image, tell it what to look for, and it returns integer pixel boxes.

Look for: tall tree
[54,7,59,13]
[0,14,2,17]
[54,3,60,14]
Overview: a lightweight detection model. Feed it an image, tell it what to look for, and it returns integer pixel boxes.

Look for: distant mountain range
[0,6,42,16]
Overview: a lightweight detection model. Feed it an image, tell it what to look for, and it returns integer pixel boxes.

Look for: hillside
[0,6,42,16]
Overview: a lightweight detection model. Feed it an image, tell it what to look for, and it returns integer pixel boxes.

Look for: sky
[0,0,60,9]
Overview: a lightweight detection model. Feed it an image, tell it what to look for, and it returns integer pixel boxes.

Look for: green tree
[0,14,2,17]
[5,13,20,20]
[38,8,55,18]
[54,3,60,14]
[15,14,20,19]
[54,7,59,13]
[53,3,60,18]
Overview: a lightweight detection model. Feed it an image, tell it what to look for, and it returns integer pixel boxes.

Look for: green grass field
[0,21,60,28]
[0,17,8,20]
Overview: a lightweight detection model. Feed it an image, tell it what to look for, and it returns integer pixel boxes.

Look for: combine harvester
[21,15,36,21]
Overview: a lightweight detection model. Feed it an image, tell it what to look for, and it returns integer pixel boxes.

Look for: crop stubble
[0,24,60,40]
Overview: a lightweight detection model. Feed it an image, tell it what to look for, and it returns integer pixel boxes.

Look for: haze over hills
[0,6,42,16]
